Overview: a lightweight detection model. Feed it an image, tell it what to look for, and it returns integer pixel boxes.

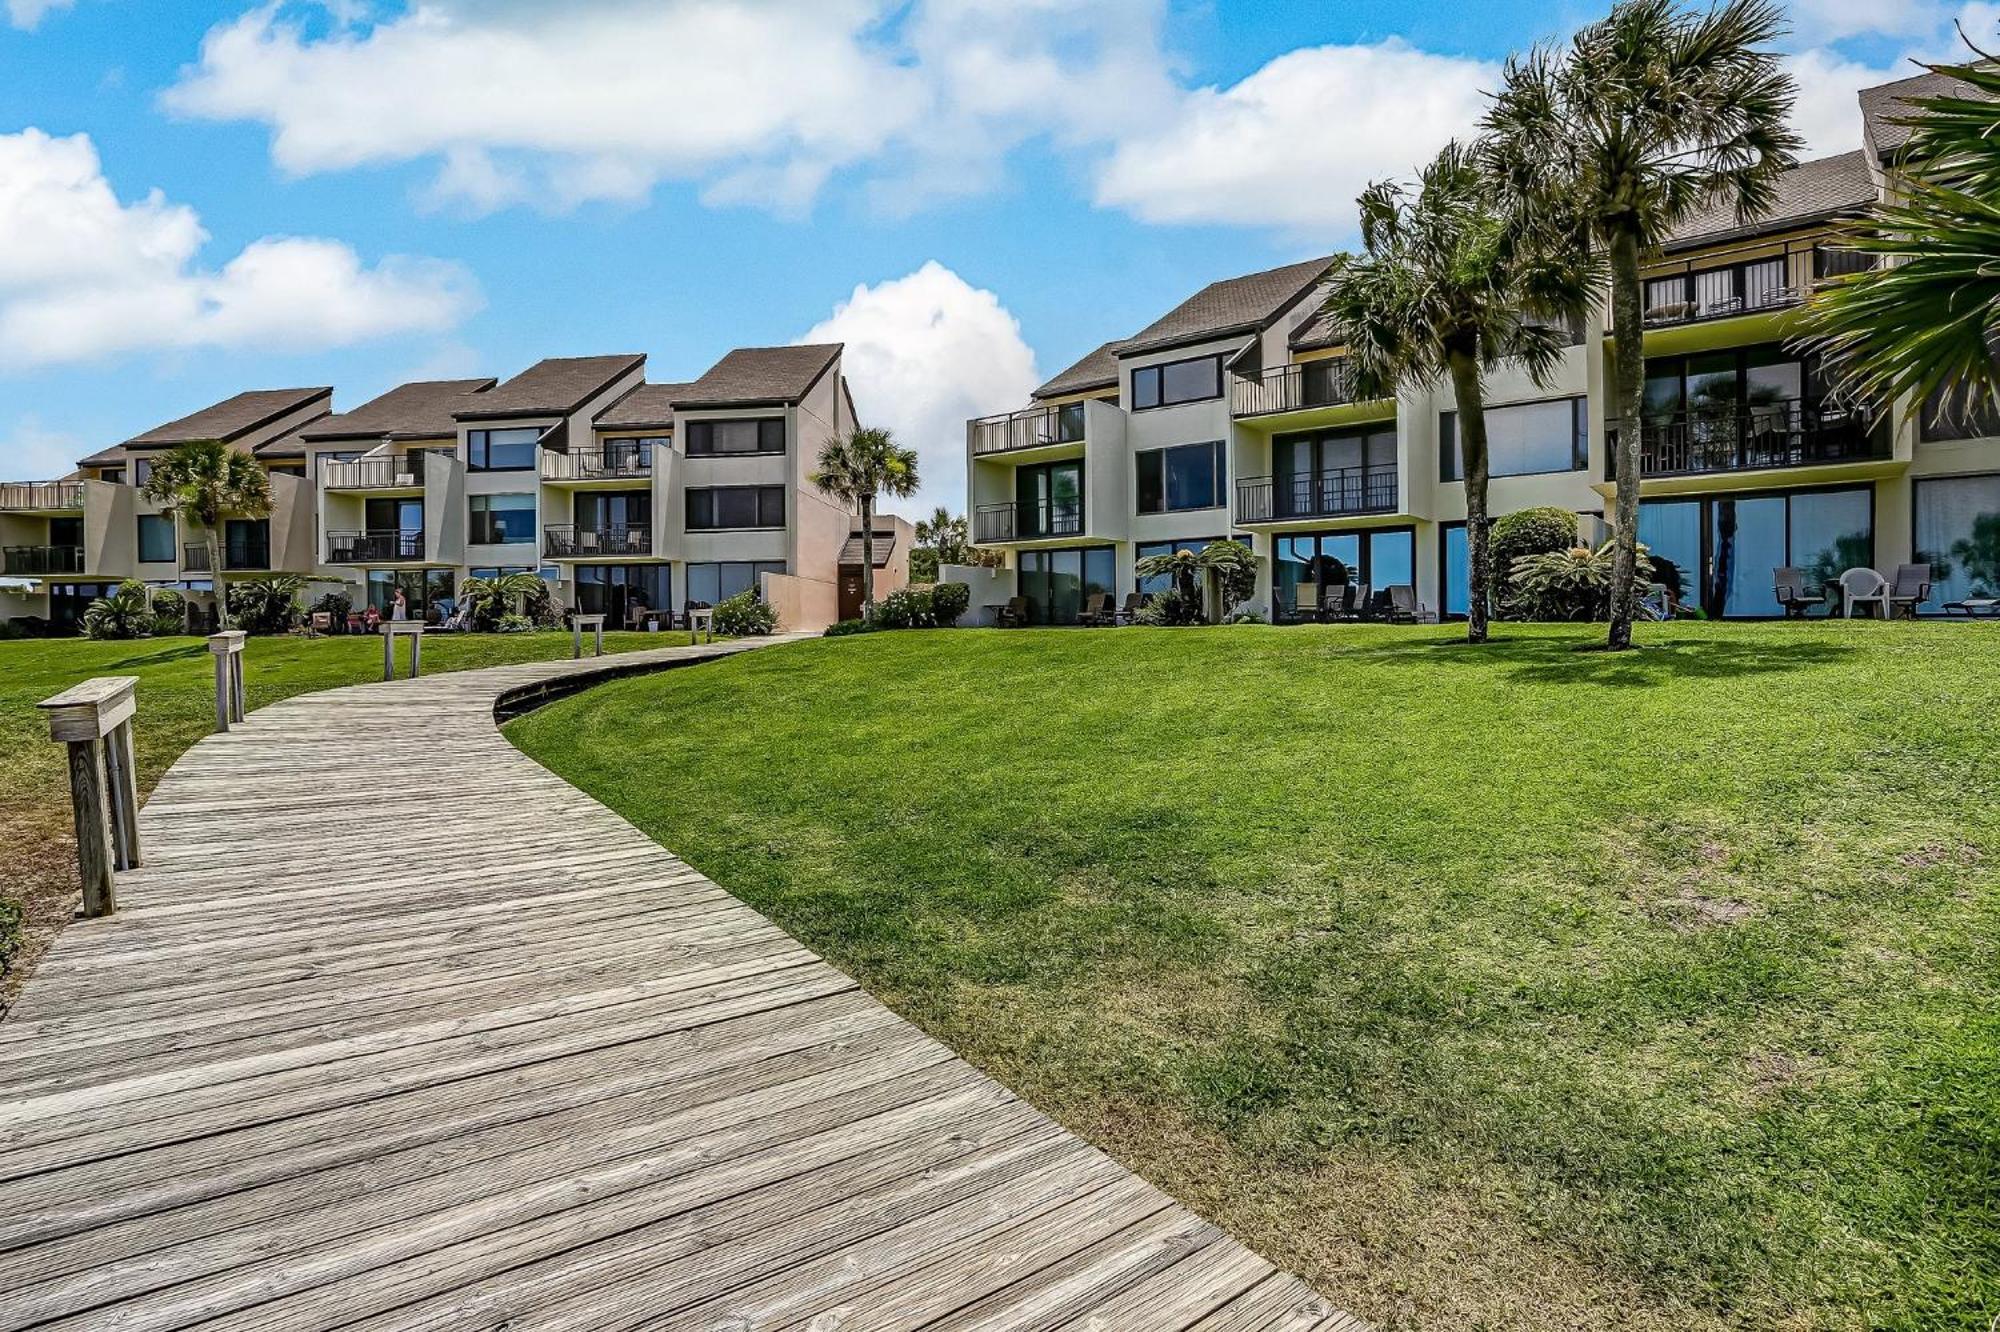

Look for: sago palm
[809,427,920,616]
[140,438,272,629]
[1482,0,1799,648]
[1797,56,2000,425]
[1318,140,1595,644]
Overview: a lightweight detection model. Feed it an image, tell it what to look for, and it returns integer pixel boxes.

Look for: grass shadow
[1349,633,1858,687]
[99,643,208,670]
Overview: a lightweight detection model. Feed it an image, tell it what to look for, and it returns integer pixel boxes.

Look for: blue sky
[0,0,1985,512]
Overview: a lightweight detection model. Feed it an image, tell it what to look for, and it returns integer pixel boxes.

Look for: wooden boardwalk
[0,640,1361,1331]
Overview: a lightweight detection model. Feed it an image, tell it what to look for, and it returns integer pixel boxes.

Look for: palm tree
[1482,0,1799,648]
[809,427,919,616]
[915,506,971,565]
[140,438,271,630]
[1318,140,1594,643]
[1797,56,2000,425]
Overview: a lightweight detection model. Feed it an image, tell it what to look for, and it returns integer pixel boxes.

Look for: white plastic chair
[1839,567,1888,619]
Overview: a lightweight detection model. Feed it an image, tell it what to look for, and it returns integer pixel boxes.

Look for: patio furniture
[1943,597,2000,617]
[1077,592,1115,627]
[996,596,1031,628]
[1292,583,1321,623]
[307,611,331,637]
[1886,563,1932,619]
[345,612,366,634]
[1383,584,1425,624]
[1838,567,1890,619]
[1773,567,1828,619]
[1114,592,1144,625]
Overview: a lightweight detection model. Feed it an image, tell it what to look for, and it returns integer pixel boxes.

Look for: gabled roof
[302,378,497,443]
[1289,311,1340,353]
[594,382,690,431]
[1032,339,1131,401]
[837,530,898,567]
[1662,151,1875,252]
[254,415,333,460]
[78,387,334,465]
[1117,255,1337,358]
[454,355,644,421]
[1861,69,1980,162]
[674,344,841,409]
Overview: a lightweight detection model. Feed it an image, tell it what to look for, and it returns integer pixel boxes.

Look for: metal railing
[0,481,85,511]
[1236,467,1398,524]
[540,443,655,481]
[969,403,1087,456]
[1607,398,1889,478]
[2,544,84,576]
[327,529,425,563]
[321,456,424,489]
[1640,283,1805,329]
[180,543,211,572]
[543,524,652,558]
[973,499,1083,544]
[1230,360,1361,418]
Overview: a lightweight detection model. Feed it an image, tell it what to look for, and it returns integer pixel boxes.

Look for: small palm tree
[1482,0,1799,648]
[809,427,919,616]
[140,438,271,630]
[1318,140,1594,643]
[1798,55,2000,423]
[914,506,971,565]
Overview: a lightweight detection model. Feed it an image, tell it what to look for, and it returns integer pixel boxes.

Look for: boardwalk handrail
[37,674,141,916]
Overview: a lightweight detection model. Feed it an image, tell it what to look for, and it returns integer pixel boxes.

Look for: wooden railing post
[207,630,246,732]
[689,607,714,645]
[382,622,425,680]
[38,676,140,917]
[572,613,606,659]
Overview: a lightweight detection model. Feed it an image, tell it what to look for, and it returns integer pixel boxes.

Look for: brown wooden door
[838,569,863,621]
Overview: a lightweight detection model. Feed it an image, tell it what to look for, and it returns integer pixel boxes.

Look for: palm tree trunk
[859,496,876,617]
[1446,346,1492,644]
[208,532,229,631]
[1607,226,1646,650]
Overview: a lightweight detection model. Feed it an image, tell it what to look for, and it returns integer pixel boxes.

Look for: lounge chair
[1773,567,1825,619]
[1839,567,1889,619]
[1114,592,1144,625]
[1887,563,1932,619]
[1384,584,1425,624]
[1077,592,1115,627]
[997,595,1031,628]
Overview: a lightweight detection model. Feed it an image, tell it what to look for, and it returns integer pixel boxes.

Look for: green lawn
[0,629,676,1009]
[508,623,1999,1332]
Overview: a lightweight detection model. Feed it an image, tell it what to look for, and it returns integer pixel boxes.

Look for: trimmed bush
[714,589,777,636]
[874,585,933,629]
[1505,541,1654,622]
[1135,584,1202,626]
[81,581,155,640]
[823,618,875,637]
[227,575,306,635]
[930,581,970,627]
[1490,508,1579,614]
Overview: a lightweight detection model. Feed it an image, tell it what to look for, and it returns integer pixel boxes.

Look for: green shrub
[930,581,970,627]
[1203,540,1256,619]
[1505,541,1653,622]
[874,585,932,629]
[1490,508,1579,614]
[1135,584,1203,626]
[227,575,305,635]
[0,896,21,976]
[81,580,156,639]
[495,612,535,633]
[312,590,353,626]
[824,618,875,637]
[148,587,185,636]
[714,589,777,635]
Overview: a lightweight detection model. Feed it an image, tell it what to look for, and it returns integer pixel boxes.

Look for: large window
[1915,474,2000,607]
[1273,528,1414,620]
[137,514,175,563]
[1272,426,1396,517]
[574,564,672,620]
[467,427,540,471]
[1440,398,1587,481]
[1131,354,1223,411]
[1644,255,1791,320]
[1919,379,2000,443]
[469,493,537,544]
[685,560,785,607]
[1135,536,1250,597]
[685,419,785,456]
[1018,546,1115,624]
[1635,486,1872,617]
[367,569,455,618]
[1012,461,1083,538]
[686,485,785,530]
[1136,440,1225,513]
[572,489,650,533]
[223,519,269,570]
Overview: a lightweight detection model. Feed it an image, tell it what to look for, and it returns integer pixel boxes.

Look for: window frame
[1130,354,1224,412]
[1439,397,1589,482]
[468,492,538,545]
[1135,439,1227,514]
[136,513,175,564]
[684,418,787,457]
[466,427,542,472]
[685,484,787,531]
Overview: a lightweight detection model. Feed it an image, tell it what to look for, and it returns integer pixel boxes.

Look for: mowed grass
[508,623,2000,1332]
[0,629,674,1010]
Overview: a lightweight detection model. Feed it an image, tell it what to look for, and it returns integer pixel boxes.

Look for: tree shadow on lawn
[97,643,208,670]
[1348,633,1857,688]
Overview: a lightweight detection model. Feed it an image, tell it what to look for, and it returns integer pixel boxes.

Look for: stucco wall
[762,569,839,632]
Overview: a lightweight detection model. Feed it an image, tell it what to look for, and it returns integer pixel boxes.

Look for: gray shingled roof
[594,382,690,430]
[1117,256,1336,358]
[253,415,333,460]
[119,387,333,449]
[674,345,841,408]
[1663,151,1875,251]
[1861,69,1979,161]
[1289,311,1339,352]
[302,378,497,442]
[836,527,897,566]
[1032,339,1131,401]
[454,355,644,420]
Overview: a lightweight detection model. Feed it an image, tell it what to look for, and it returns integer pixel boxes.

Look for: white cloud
[1784,0,1952,41]
[799,261,1038,515]
[1095,41,1498,230]
[7,0,74,30]
[1783,3,2000,154]
[0,128,479,369]
[0,416,86,480]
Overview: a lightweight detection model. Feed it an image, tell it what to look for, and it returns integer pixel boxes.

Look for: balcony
[2,544,84,576]
[321,456,425,490]
[1236,467,1397,525]
[1608,399,1890,480]
[969,403,1086,456]
[181,543,210,573]
[1641,284,1804,330]
[540,443,654,482]
[543,525,651,559]
[0,481,85,512]
[1230,360,1362,419]
[974,499,1083,544]
[327,529,425,563]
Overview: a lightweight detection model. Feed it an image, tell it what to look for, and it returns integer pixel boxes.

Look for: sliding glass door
[1636,486,1872,616]
[1017,546,1113,624]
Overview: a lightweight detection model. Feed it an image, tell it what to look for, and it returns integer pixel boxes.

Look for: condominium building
[2,343,886,633]
[963,70,1996,623]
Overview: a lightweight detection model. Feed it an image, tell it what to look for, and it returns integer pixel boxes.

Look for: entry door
[839,570,863,621]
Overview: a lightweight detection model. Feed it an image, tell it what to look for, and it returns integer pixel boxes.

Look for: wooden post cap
[207,631,247,654]
[39,676,138,742]
[384,622,425,634]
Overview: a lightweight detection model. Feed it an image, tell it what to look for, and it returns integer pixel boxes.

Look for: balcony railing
[543,524,652,558]
[181,543,211,572]
[327,529,424,563]
[2,544,84,576]
[321,456,424,489]
[540,443,655,482]
[1236,467,1398,524]
[1641,284,1805,329]
[973,499,1083,544]
[1608,398,1889,479]
[1230,360,1361,418]
[0,481,85,511]
[969,403,1087,456]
